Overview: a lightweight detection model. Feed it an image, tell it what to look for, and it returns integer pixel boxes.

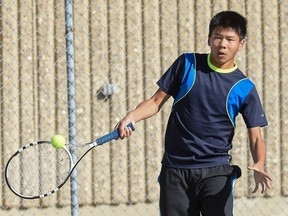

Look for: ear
[207,35,211,46]
[238,39,245,51]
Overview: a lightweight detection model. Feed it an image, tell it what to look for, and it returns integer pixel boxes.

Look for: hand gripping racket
[5,123,134,199]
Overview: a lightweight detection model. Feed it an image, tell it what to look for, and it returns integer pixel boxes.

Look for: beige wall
[1,0,287,209]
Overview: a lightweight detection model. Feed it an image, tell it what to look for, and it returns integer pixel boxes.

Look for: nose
[218,39,227,48]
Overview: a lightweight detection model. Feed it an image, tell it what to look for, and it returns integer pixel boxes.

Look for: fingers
[252,181,267,194]
[263,176,272,192]
[115,120,134,140]
[250,168,272,194]
[261,182,265,194]
[252,183,258,193]
[248,165,273,182]
[265,173,273,182]
[119,125,132,139]
[260,179,271,194]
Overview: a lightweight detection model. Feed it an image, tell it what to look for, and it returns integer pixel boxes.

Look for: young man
[116,11,272,216]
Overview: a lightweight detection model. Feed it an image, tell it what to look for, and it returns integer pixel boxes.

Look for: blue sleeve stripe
[173,53,196,108]
[226,78,254,127]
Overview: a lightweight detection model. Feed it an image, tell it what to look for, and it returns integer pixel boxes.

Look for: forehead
[211,26,239,38]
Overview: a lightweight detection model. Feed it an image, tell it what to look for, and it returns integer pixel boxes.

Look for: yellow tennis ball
[51,135,66,149]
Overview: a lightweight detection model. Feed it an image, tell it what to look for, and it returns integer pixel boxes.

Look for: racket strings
[6,143,71,197]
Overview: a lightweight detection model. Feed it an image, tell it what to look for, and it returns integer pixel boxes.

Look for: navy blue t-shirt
[157,53,268,168]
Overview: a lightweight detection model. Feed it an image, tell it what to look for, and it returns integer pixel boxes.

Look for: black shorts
[158,165,241,216]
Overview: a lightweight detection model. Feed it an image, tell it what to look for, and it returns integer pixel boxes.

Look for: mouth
[217,51,226,58]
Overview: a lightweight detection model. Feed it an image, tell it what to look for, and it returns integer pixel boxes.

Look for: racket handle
[96,123,135,145]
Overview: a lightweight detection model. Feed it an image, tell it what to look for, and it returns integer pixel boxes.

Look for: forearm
[117,88,170,132]
[248,127,272,193]
[249,127,266,166]
[250,139,266,165]
[125,98,162,123]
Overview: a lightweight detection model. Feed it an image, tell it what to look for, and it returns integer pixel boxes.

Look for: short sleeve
[156,54,185,98]
[240,87,268,128]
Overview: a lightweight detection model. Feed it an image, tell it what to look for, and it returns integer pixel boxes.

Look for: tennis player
[116,11,272,216]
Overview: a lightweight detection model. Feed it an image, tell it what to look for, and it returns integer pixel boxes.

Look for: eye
[213,36,222,40]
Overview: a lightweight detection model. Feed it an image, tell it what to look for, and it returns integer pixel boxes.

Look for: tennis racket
[5,123,134,199]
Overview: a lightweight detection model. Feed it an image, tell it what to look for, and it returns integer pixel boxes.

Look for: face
[208,26,245,69]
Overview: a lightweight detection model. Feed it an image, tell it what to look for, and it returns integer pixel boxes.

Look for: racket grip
[96,123,135,145]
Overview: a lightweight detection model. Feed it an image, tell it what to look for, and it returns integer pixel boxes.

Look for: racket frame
[5,123,134,199]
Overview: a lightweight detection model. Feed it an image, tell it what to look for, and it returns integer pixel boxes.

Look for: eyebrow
[213,32,237,38]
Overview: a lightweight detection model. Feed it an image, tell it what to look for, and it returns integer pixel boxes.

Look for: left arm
[248,127,272,194]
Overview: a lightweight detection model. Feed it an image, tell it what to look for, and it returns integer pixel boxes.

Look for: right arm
[116,88,170,139]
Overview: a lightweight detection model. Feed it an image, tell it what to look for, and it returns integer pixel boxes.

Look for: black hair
[209,11,247,40]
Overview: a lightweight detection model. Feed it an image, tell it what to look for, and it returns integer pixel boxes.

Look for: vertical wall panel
[125,1,146,203]
[194,0,211,52]
[0,2,2,205]
[108,0,128,204]
[279,0,288,196]
[90,0,111,204]
[142,0,162,202]
[246,1,264,197]
[74,0,93,205]
[36,0,57,207]
[262,0,281,197]
[1,0,21,207]
[54,0,70,205]
[17,0,39,208]
[177,1,195,53]
[212,0,228,12]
